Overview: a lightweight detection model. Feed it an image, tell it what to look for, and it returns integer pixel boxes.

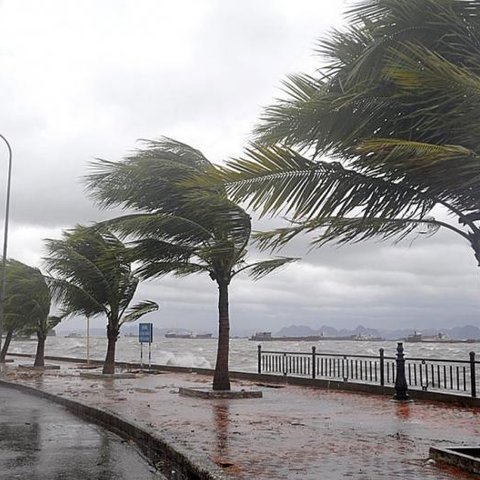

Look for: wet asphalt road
[0,385,165,480]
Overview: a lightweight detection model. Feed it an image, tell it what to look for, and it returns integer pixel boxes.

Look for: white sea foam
[7,336,478,371]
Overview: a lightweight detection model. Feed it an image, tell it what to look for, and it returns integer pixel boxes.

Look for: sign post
[86,316,90,366]
[139,323,153,371]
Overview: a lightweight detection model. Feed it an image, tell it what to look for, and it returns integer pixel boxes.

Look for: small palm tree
[0,260,44,361]
[85,138,296,390]
[0,261,27,361]
[44,225,158,374]
[1,260,61,367]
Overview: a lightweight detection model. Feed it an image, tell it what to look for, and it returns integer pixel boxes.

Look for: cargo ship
[165,331,213,339]
[404,331,480,343]
[248,332,384,342]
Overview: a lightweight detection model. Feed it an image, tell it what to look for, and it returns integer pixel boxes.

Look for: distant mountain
[445,325,480,340]
[275,325,318,337]
[275,324,383,338]
[338,325,381,337]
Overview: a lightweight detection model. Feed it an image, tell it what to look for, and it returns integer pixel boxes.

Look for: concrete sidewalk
[1,359,479,479]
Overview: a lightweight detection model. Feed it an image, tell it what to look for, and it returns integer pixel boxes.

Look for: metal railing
[257,343,478,398]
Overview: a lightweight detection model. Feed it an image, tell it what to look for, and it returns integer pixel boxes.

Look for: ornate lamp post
[394,342,409,401]
[0,134,12,358]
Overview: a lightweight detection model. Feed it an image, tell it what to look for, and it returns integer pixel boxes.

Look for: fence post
[312,346,316,379]
[470,351,476,398]
[283,352,287,376]
[394,342,409,401]
[379,348,385,386]
[257,344,261,374]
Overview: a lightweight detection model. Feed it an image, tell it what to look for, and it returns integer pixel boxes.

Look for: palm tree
[0,260,43,361]
[211,0,480,265]
[85,138,296,390]
[44,226,158,374]
[0,260,62,367]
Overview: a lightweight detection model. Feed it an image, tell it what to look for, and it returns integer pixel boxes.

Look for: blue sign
[139,323,153,343]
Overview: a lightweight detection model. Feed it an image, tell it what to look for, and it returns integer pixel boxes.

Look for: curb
[0,378,231,480]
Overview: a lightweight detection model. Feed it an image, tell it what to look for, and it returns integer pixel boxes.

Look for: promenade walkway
[1,359,479,479]
[0,383,164,480]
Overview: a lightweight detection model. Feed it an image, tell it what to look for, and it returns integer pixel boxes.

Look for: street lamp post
[0,134,12,358]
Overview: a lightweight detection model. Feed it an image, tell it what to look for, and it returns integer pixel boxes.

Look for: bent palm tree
[44,226,158,374]
[211,0,480,265]
[0,260,31,361]
[85,138,296,390]
[2,260,61,367]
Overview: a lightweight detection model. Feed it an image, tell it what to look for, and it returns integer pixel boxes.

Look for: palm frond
[255,0,480,157]
[135,261,207,280]
[47,315,64,330]
[85,137,217,213]
[121,300,159,324]
[254,216,443,251]
[44,241,111,301]
[130,238,195,263]
[219,144,433,221]
[46,276,106,317]
[354,138,480,212]
[96,212,214,245]
[236,257,299,280]
[44,225,150,332]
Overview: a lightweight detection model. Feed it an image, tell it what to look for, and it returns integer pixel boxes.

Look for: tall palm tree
[44,226,158,374]
[85,138,296,390]
[1,260,62,367]
[211,0,480,265]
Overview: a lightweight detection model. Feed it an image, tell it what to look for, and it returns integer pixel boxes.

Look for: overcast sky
[0,0,478,335]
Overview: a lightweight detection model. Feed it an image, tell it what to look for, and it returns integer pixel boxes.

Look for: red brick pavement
[2,361,479,479]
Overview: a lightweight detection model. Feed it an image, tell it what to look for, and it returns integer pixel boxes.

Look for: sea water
[8,336,479,371]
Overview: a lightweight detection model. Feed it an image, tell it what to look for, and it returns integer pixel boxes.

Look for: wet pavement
[0,383,164,480]
[1,360,480,479]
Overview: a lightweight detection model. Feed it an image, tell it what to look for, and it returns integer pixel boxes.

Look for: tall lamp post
[0,134,12,358]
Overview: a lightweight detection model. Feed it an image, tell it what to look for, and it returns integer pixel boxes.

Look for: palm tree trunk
[213,279,230,391]
[0,329,13,362]
[34,334,46,367]
[103,324,118,374]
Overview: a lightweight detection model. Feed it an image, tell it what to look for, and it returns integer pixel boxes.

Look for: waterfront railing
[257,344,479,398]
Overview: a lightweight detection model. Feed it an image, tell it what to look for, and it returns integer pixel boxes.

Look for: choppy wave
[8,336,478,371]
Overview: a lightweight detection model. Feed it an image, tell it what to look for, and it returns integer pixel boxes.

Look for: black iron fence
[257,343,478,398]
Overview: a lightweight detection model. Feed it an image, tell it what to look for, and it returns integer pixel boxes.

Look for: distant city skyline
[0,0,479,334]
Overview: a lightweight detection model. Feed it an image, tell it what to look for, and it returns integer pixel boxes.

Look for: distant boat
[249,331,385,342]
[64,332,82,338]
[353,334,385,341]
[124,332,137,338]
[165,331,193,339]
[405,331,423,342]
[165,331,213,339]
[249,331,328,341]
[249,332,273,341]
[404,331,480,343]
[195,333,213,339]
